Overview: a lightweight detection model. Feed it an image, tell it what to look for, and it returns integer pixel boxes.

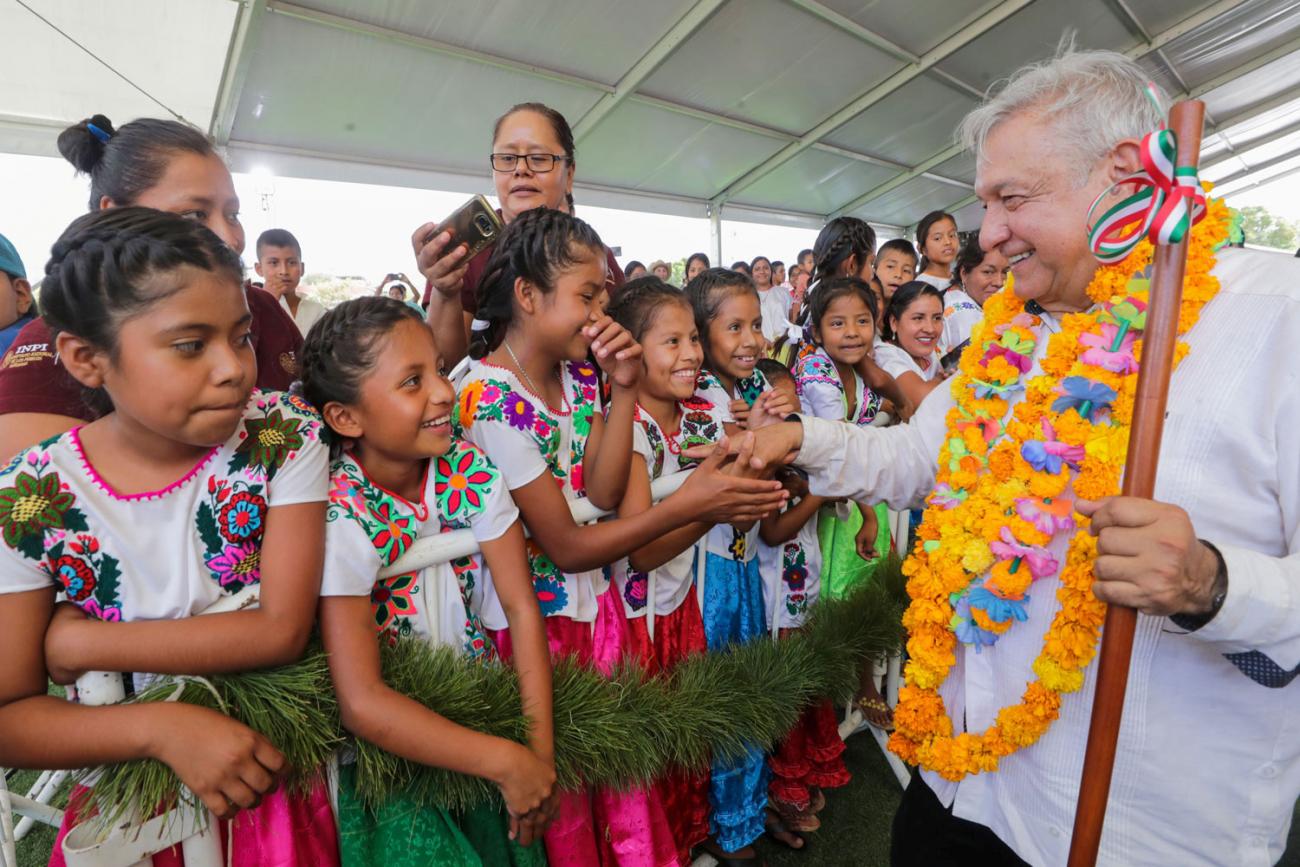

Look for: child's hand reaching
[746,389,791,432]
[585,316,642,389]
[676,435,789,524]
[855,506,880,561]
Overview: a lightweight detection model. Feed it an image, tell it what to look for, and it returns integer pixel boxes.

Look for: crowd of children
[0,102,1001,867]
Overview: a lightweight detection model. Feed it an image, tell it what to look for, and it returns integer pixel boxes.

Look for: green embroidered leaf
[61,507,89,534]
[46,539,65,562]
[196,502,222,553]
[96,554,122,608]
[226,451,250,475]
[16,530,44,562]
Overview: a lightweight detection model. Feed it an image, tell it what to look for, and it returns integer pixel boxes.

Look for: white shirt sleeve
[466,419,549,490]
[265,399,329,508]
[942,291,984,354]
[872,343,919,381]
[0,450,54,593]
[800,378,845,422]
[320,509,382,597]
[794,383,954,510]
[468,462,521,545]
[696,374,735,424]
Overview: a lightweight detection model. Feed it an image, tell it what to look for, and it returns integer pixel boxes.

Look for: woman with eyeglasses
[414,102,625,366]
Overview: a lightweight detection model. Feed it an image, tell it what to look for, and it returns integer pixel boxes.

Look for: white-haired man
[742,49,1300,865]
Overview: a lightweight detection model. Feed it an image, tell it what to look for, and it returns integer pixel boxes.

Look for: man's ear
[54,331,110,389]
[12,278,33,316]
[322,401,364,440]
[1107,137,1144,185]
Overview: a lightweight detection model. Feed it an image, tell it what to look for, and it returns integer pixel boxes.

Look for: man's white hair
[960,46,1167,184]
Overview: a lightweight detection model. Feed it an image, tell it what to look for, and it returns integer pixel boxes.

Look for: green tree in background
[1235,205,1300,251]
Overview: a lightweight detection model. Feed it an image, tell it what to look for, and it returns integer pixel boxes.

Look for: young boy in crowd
[872,239,919,333]
[255,228,327,336]
[0,233,35,356]
[797,248,814,279]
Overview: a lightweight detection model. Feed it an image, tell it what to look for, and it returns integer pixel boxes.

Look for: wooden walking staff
[1066,97,1207,866]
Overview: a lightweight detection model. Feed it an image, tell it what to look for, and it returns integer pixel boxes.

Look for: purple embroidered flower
[205,541,262,587]
[989,527,1058,580]
[1051,376,1116,422]
[502,391,535,431]
[623,571,648,611]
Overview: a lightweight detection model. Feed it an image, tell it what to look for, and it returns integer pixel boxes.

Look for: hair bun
[57,114,116,174]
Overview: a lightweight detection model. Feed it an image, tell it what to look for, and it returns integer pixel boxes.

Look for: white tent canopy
[3,0,1299,240]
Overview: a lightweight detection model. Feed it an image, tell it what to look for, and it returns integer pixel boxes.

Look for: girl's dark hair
[299,296,424,411]
[41,207,243,353]
[607,276,691,342]
[808,276,878,342]
[686,252,710,273]
[685,267,756,358]
[952,235,988,291]
[915,210,957,275]
[469,207,605,360]
[494,102,577,213]
[57,115,215,212]
[811,217,876,290]
[624,259,646,275]
[729,261,751,275]
[882,280,944,343]
[41,207,243,417]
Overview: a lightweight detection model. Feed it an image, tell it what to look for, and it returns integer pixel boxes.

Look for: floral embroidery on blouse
[228,392,321,480]
[196,476,268,589]
[781,541,809,617]
[794,349,882,426]
[623,567,649,612]
[0,450,85,560]
[525,540,570,617]
[326,440,498,655]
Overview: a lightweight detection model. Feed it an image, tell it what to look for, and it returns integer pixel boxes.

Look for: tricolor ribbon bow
[1085,88,1207,264]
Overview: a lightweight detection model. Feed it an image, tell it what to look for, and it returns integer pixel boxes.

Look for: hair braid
[469,207,605,360]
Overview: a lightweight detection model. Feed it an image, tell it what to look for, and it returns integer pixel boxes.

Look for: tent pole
[709,203,722,267]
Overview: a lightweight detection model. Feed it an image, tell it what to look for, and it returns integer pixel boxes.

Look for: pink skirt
[49,776,339,867]
[490,589,681,867]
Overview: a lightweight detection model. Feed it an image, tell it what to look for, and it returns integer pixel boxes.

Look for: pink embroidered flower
[205,541,261,587]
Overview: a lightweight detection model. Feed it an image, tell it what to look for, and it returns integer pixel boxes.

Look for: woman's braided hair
[40,206,244,416]
[468,207,605,360]
[607,276,691,343]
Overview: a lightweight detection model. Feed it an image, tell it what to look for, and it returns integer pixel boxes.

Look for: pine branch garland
[81,558,905,822]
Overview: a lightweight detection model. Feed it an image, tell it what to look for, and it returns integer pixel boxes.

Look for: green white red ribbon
[1086,99,1206,264]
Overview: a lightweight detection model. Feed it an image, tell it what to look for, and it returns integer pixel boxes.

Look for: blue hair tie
[86,122,111,144]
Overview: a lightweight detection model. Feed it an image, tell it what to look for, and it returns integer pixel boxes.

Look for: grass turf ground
[8,731,1300,866]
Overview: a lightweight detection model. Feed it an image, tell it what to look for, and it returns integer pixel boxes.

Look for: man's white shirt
[795,248,1300,866]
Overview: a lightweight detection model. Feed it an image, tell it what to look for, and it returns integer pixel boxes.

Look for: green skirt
[336,763,547,867]
[817,502,890,601]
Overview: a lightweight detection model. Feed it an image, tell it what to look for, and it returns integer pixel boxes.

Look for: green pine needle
[79,559,906,822]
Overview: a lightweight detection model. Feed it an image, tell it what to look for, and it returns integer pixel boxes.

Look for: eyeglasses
[490,153,569,173]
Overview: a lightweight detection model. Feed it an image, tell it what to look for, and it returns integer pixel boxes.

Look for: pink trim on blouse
[347,452,431,522]
[69,427,220,502]
[477,360,571,416]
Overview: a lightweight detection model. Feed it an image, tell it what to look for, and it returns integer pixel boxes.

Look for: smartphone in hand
[433,195,505,261]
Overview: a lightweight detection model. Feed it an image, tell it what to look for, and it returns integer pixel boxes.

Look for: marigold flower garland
[888,196,1229,781]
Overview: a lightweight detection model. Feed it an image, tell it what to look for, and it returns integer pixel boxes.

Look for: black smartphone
[940,339,970,376]
[433,194,504,260]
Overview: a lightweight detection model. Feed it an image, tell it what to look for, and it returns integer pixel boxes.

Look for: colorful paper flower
[989,527,1059,580]
[1051,377,1117,421]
